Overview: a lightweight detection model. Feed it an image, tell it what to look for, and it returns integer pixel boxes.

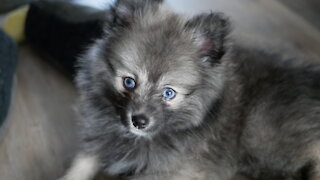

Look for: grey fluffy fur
[72,0,320,179]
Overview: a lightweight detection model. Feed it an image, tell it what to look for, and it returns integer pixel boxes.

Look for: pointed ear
[185,13,231,66]
[106,0,164,30]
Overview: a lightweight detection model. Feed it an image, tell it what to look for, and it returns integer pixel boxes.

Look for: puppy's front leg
[61,153,100,180]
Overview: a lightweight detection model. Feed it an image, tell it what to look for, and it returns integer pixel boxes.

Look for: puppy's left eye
[162,88,176,100]
[123,77,136,89]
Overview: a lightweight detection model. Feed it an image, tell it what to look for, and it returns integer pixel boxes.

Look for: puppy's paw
[60,154,100,180]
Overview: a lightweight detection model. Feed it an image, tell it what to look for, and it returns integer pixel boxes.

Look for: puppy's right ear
[105,0,164,31]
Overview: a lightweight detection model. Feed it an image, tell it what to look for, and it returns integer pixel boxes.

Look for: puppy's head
[77,0,230,138]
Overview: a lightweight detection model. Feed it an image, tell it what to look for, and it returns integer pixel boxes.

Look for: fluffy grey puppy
[62,0,320,180]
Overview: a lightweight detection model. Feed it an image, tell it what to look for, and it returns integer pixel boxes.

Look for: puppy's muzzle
[131,114,149,129]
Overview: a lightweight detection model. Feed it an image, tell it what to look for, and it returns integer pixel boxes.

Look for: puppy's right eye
[123,77,136,90]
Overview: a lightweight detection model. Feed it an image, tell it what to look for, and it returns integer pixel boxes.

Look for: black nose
[131,114,149,129]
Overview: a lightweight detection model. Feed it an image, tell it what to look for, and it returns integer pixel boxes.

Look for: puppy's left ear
[185,13,231,66]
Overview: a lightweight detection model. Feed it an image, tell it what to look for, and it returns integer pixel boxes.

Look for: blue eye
[162,88,176,100]
[123,77,136,89]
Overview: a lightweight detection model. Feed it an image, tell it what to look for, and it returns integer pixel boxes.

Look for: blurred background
[0,0,319,179]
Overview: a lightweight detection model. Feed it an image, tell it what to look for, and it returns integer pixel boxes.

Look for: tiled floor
[0,0,320,180]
